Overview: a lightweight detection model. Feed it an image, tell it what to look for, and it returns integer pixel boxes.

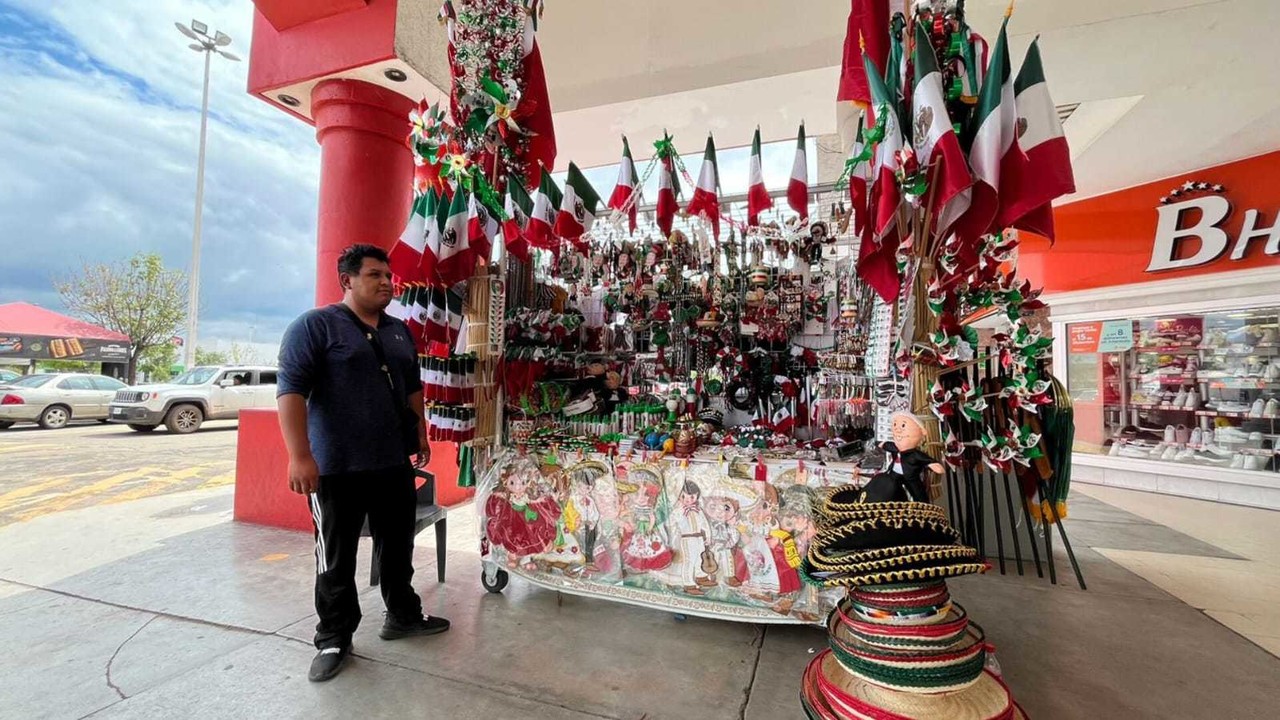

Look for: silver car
[0,373,129,429]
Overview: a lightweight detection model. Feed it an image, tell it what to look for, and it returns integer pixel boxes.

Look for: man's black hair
[337,244,390,278]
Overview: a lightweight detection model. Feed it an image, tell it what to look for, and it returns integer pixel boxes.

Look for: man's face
[342,258,394,311]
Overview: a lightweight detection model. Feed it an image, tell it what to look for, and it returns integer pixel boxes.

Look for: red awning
[0,303,131,343]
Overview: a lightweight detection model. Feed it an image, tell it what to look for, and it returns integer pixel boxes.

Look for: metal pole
[184,47,213,368]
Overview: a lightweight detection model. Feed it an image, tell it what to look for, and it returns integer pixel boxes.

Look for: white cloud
[0,0,320,352]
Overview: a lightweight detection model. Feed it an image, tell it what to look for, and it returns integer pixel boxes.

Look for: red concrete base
[234,408,473,532]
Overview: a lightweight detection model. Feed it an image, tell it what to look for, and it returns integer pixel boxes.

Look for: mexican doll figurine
[705,496,750,588]
[485,466,562,570]
[619,474,674,575]
[668,479,717,595]
[860,412,945,503]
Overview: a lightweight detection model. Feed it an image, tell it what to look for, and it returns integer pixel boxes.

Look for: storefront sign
[1147,193,1280,272]
[0,334,130,362]
[1068,322,1101,354]
[1096,321,1135,353]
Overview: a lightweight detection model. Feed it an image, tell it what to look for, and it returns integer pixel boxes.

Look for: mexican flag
[685,134,722,238]
[747,127,773,227]
[555,162,602,250]
[847,116,870,237]
[836,0,891,107]
[467,193,498,265]
[787,122,809,220]
[390,191,432,283]
[503,177,533,263]
[435,188,472,286]
[912,21,973,242]
[607,136,639,234]
[655,137,680,237]
[997,37,1076,241]
[963,14,1014,247]
[859,51,905,302]
[527,167,562,253]
[406,285,431,355]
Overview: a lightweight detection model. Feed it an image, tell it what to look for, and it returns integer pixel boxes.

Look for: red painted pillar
[311,79,415,305]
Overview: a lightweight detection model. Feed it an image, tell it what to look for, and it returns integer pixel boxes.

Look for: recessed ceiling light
[277,94,301,107]
[384,68,408,82]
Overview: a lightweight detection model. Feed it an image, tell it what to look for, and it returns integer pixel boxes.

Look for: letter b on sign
[1147,196,1231,272]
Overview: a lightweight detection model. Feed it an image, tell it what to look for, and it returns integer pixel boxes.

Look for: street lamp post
[176,20,240,369]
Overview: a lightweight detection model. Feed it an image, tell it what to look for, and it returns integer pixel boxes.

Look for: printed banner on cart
[0,334,131,362]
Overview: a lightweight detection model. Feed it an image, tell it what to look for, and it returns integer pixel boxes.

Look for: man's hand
[414,423,431,468]
[288,455,320,495]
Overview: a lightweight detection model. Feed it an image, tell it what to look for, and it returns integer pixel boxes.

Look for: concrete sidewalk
[2,486,1277,719]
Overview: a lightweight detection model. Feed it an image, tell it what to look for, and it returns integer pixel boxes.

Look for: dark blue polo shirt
[277,304,420,476]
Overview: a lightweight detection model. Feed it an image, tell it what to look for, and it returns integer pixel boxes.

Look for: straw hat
[814,651,1019,720]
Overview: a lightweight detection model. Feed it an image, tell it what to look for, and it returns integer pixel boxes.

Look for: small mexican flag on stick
[390,190,433,283]
[746,127,773,227]
[963,10,1014,244]
[435,188,472,286]
[555,162,602,252]
[787,122,809,221]
[685,134,722,239]
[503,178,533,263]
[655,132,680,238]
[607,137,639,234]
[527,167,562,254]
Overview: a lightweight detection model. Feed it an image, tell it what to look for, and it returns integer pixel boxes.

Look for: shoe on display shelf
[1109,441,1123,456]
[1175,425,1192,445]
[1203,428,1215,446]
[1163,425,1176,443]
[1186,389,1200,409]
[1173,448,1196,462]
[1203,443,1233,457]
[1265,363,1280,382]
[1161,446,1179,461]
[1189,427,1203,446]
[1120,445,1152,459]
[1230,453,1247,469]
[1250,398,1266,418]
[1249,431,1265,448]
[1172,387,1188,407]
[1264,398,1280,418]
[1260,327,1279,345]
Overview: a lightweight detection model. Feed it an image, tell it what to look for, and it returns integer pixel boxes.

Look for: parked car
[108,365,278,434]
[0,368,21,385]
[0,373,129,429]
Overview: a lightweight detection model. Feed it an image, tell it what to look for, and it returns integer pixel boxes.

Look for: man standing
[277,244,449,683]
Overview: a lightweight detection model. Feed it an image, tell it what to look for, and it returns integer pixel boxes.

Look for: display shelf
[1204,379,1280,389]
[1134,346,1200,354]
[1196,410,1280,420]
[1132,375,1198,384]
[1107,402,1197,412]
[1200,347,1280,355]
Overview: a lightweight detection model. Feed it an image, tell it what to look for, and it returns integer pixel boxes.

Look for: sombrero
[809,544,981,575]
[848,582,952,613]
[821,495,947,522]
[834,600,973,651]
[814,515,963,553]
[827,611,989,693]
[814,650,1025,720]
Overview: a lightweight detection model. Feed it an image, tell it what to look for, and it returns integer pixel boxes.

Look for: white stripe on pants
[309,493,328,574]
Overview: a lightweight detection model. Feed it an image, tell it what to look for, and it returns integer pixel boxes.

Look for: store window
[1067,307,1279,473]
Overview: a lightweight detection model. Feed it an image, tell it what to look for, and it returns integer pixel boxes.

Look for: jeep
[108,365,278,434]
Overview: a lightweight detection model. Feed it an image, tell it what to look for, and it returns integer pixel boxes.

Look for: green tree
[55,252,187,384]
[195,347,229,366]
[137,343,179,382]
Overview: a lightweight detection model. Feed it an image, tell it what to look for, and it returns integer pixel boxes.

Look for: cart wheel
[481,568,509,594]
[673,614,688,622]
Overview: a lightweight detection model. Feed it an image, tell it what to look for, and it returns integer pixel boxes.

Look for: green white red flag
[391,191,432,283]
[527,167,562,253]
[787,122,809,220]
[555,162,603,252]
[435,187,472,286]
[655,134,679,237]
[858,51,904,303]
[747,127,773,227]
[685,134,722,238]
[962,13,1014,245]
[607,136,639,233]
[467,193,498,265]
[503,177,533,263]
[912,21,974,242]
[997,37,1075,241]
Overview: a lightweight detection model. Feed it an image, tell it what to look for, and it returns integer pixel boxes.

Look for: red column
[311,79,415,305]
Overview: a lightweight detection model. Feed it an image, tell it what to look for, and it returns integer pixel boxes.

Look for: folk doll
[484,466,561,570]
[860,412,945,503]
[668,479,717,595]
[705,496,750,588]
[566,473,602,573]
[620,476,674,574]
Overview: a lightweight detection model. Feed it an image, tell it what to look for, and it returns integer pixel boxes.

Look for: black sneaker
[379,614,451,640]
[308,645,350,683]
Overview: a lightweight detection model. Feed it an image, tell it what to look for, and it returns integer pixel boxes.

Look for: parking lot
[0,420,238,526]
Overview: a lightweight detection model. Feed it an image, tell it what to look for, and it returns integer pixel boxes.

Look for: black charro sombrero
[820,495,947,523]
[814,515,962,553]
[809,545,981,575]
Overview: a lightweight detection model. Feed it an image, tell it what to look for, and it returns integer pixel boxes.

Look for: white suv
[108,365,278,434]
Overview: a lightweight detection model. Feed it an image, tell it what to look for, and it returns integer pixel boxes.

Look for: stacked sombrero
[799,497,1027,719]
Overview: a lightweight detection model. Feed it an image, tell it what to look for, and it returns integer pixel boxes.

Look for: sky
[0,0,818,363]
[0,0,319,362]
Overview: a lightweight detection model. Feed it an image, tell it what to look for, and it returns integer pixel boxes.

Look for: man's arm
[409,389,429,466]
[278,393,319,494]
[277,315,321,494]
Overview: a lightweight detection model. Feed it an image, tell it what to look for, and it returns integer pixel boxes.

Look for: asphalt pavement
[0,420,238,526]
